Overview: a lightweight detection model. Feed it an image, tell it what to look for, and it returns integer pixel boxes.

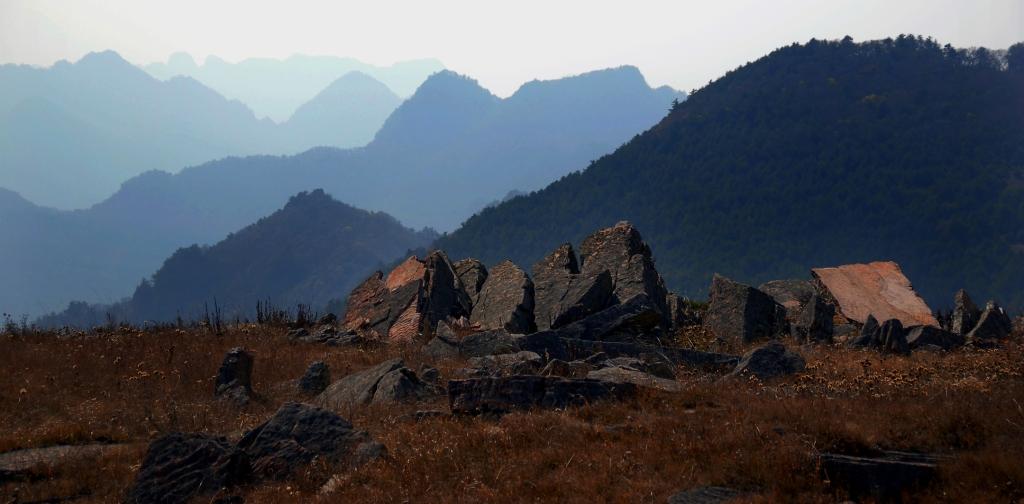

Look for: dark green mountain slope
[437,36,1024,308]
[37,190,436,325]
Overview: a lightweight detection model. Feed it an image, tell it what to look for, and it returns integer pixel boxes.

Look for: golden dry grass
[1,324,1023,503]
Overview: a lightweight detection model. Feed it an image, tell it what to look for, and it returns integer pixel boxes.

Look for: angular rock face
[298,361,330,395]
[812,261,938,327]
[518,334,739,371]
[950,289,982,335]
[453,258,488,304]
[550,294,663,343]
[317,359,437,410]
[214,348,254,405]
[704,274,787,344]
[879,319,909,354]
[237,403,385,480]
[128,433,248,504]
[906,326,964,350]
[729,342,805,380]
[849,314,881,347]
[419,251,473,330]
[448,376,637,415]
[966,301,1013,340]
[666,292,700,330]
[463,351,544,377]
[532,243,617,330]
[341,272,392,338]
[470,260,536,334]
[759,279,817,320]
[385,255,426,291]
[460,329,520,357]
[791,295,835,343]
[578,222,669,321]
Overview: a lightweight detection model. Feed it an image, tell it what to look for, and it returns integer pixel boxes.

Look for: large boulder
[551,294,663,343]
[463,351,544,377]
[298,361,330,395]
[790,295,834,343]
[470,260,536,334]
[966,301,1013,341]
[237,403,385,480]
[578,222,670,322]
[317,359,437,410]
[340,271,392,339]
[127,433,249,504]
[811,261,939,327]
[453,258,488,304]
[906,325,964,350]
[214,348,254,405]
[950,289,982,335]
[665,292,701,330]
[729,342,805,380]
[448,376,637,415]
[419,251,473,329]
[759,279,817,320]
[587,366,682,392]
[704,274,787,344]
[532,243,616,330]
[849,314,881,347]
[878,319,910,355]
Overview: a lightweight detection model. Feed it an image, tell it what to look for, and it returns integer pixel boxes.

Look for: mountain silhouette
[1,65,683,318]
[284,71,402,148]
[436,36,1024,309]
[36,189,437,326]
[144,53,444,121]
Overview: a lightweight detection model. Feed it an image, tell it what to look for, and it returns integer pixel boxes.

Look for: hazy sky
[1,0,1021,96]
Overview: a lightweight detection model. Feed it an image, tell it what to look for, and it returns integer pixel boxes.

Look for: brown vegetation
[2,324,1023,503]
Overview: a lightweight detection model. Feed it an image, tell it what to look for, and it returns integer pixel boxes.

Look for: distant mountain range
[35,190,436,326]
[0,51,407,209]
[437,36,1024,309]
[144,53,444,121]
[2,65,683,318]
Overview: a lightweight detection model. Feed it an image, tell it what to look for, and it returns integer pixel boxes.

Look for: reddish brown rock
[341,272,391,338]
[386,256,426,291]
[811,261,938,327]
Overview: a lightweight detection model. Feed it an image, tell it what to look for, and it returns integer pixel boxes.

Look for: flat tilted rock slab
[812,261,938,327]
[448,376,636,415]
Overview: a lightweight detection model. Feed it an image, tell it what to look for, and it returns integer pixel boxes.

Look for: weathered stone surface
[906,325,964,350]
[666,292,701,330]
[298,361,330,395]
[950,289,981,335]
[448,376,637,415]
[453,258,488,304]
[463,351,544,377]
[341,272,391,338]
[291,326,366,346]
[790,295,834,343]
[879,318,910,355]
[470,260,536,334]
[419,250,473,329]
[759,279,817,320]
[317,359,436,409]
[237,403,385,480]
[385,255,426,291]
[729,342,805,380]
[422,334,461,360]
[849,314,881,347]
[667,486,747,504]
[532,243,581,330]
[518,333,739,371]
[704,274,787,344]
[587,366,682,392]
[578,222,670,321]
[601,355,676,380]
[540,359,595,378]
[552,294,664,343]
[966,301,1013,341]
[820,450,947,502]
[460,329,520,357]
[127,433,248,504]
[812,261,939,327]
[214,348,254,405]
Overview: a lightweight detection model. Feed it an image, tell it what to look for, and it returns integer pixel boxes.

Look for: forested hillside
[437,36,1024,308]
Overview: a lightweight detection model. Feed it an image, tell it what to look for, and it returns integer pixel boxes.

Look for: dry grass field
[1,322,1023,503]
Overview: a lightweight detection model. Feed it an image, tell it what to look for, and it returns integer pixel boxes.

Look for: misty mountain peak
[76,50,132,69]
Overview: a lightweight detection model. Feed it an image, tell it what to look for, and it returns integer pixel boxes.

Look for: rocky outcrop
[966,301,1013,341]
[578,221,669,322]
[879,319,910,354]
[950,289,981,335]
[906,326,964,350]
[317,359,438,410]
[453,258,488,304]
[237,403,385,480]
[448,376,637,415]
[462,351,544,377]
[127,433,248,504]
[759,279,817,320]
[790,295,834,343]
[729,342,805,380]
[298,361,330,395]
[214,348,254,405]
[704,274,787,344]
[470,260,536,334]
[849,314,881,347]
[340,272,392,339]
[547,294,664,343]
[532,243,617,330]
[460,329,520,357]
[812,261,938,327]
[419,251,473,330]
[517,332,739,371]
[587,366,682,392]
[666,292,701,330]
